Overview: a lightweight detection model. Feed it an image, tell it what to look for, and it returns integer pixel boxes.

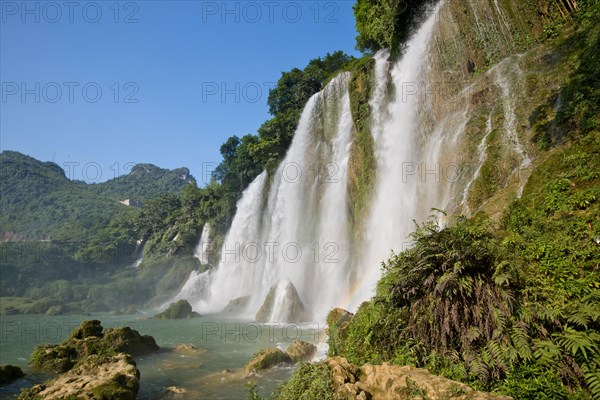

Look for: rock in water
[154,299,200,319]
[172,344,205,355]
[30,320,159,373]
[71,319,103,339]
[244,348,292,374]
[0,365,24,386]
[20,354,139,400]
[286,340,317,362]
[255,280,312,323]
[220,295,250,314]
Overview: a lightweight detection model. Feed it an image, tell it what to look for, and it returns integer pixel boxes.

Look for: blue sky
[1,0,360,184]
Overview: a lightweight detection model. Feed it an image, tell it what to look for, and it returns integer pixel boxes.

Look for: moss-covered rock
[103,326,160,356]
[0,364,24,386]
[30,344,79,373]
[29,320,158,373]
[172,344,205,355]
[71,319,103,339]
[326,308,354,356]
[244,348,292,374]
[154,299,200,319]
[323,357,511,400]
[286,340,317,363]
[19,354,139,400]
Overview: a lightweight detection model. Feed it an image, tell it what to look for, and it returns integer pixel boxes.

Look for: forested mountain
[0,151,195,241]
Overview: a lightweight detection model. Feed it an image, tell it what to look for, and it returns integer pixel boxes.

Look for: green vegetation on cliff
[328,2,600,398]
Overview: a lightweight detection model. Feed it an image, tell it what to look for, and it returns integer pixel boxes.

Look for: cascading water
[193,223,212,265]
[461,113,494,214]
[176,0,533,322]
[180,73,354,322]
[350,2,449,310]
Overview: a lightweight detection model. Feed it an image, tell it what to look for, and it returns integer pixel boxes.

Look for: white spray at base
[193,223,212,265]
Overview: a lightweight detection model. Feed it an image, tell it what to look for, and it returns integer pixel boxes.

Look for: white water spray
[193,223,212,265]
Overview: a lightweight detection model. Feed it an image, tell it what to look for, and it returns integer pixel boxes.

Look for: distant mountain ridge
[89,162,194,201]
[0,150,196,241]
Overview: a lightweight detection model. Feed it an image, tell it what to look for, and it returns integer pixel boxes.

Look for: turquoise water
[0,313,326,399]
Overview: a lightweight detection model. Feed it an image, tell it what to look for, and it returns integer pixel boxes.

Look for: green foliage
[333,132,600,398]
[245,381,266,400]
[0,151,193,243]
[276,362,334,400]
[353,0,431,54]
[347,56,378,233]
[329,5,600,398]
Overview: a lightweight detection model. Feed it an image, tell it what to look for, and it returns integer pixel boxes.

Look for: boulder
[327,308,354,355]
[255,280,312,323]
[325,357,512,400]
[326,308,354,333]
[71,319,103,339]
[172,344,205,355]
[0,364,24,386]
[103,326,160,356]
[30,321,159,373]
[220,295,250,314]
[244,348,292,374]
[286,340,317,362]
[19,354,139,400]
[154,299,200,319]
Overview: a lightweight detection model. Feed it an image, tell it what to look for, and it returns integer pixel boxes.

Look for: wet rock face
[244,348,292,374]
[71,319,103,339]
[154,299,200,319]
[286,340,317,363]
[0,365,24,386]
[220,295,250,314]
[243,340,317,374]
[19,354,140,400]
[325,357,513,400]
[103,326,160,357]
[255,280,312,323]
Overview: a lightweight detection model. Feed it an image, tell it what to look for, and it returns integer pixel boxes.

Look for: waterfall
[351,2,448,310]
[461,113,493,214]
[182,73,355,322]
[177,0,515,321]
[193,223,212,265]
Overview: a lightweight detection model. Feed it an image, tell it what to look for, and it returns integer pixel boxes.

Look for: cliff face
[323,2,599,398]
[344,0,581,224]
[421,0,576,218]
